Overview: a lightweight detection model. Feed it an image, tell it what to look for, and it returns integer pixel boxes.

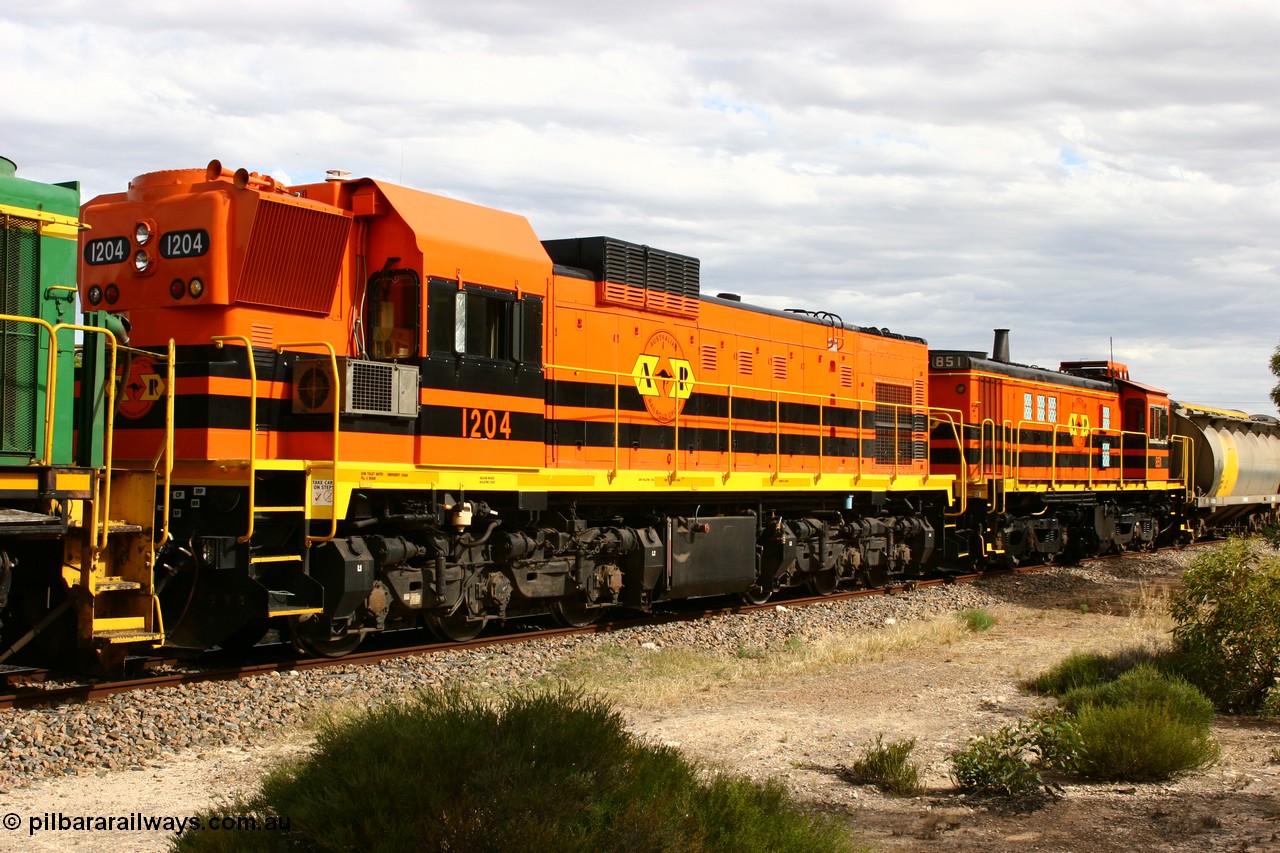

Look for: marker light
[169,279,186,300]
[87,285,103,306]
[104,284,120,305]
[187,277,205,298]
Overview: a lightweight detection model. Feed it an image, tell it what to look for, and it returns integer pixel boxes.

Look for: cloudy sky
[6,0,1277,411]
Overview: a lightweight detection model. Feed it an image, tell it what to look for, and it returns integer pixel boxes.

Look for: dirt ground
[4,548,1280,852]
[629,556,1280,852]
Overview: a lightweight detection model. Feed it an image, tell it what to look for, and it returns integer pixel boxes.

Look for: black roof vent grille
[543,236,700,318]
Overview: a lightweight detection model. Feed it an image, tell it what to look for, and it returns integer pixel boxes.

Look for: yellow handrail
[158,339,176,546]
[0,314,58,464]
[277,341,341,546]
[211,336,257,544]
[929,411,968,516]
[54,322,119,551]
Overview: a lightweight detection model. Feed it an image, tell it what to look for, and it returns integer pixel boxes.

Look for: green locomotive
[0,156,160,673]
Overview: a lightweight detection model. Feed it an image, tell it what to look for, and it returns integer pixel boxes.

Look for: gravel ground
[0,580,997,792]
[5,544,1268,853]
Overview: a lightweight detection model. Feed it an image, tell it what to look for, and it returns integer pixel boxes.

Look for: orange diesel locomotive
[78,162,946,655]
[928,331,1189,566]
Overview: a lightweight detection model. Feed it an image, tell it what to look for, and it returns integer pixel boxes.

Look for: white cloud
[5,0,1278,410]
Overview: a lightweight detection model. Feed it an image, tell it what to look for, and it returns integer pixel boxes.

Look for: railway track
[6,539,1216,711]
[0,569,1004,710]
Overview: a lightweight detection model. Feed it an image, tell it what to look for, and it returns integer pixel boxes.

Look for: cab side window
[1148,404,1169,441]
[427,278,543,366]
[365,270,420,360]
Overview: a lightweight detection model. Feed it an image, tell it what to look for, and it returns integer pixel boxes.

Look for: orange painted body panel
[930,354,1175,491]
[545,276,928,479]
[81,161,933,491]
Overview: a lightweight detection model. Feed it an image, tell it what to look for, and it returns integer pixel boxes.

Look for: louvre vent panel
[771,355,788,381]
[543,236,700,318]
[238,199,351,314]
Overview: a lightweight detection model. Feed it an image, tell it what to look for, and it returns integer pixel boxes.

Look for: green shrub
[1169,537,1280,713]
[1021,709,1083,773]
[949,724,1043,797]
[1023,648,1157,696]
[959,608,995,632]
[1060,664,1215,728]
[949,711,1083,798]
[170,686,858,853]
[841,735,923,796]
[1071,701,1220,781]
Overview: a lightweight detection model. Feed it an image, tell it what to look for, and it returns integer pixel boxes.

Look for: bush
[171,686,858,853]
[949,710,1084,799]
[1023,648,1157,697]
[1060,664,1216,728]
[841,735,923,796]
[1070,701,1220,781]
[959,608,995,632]
[1169,537,1280,713]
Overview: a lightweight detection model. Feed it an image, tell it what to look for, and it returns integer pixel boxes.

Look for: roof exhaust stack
[992,328,1010,363]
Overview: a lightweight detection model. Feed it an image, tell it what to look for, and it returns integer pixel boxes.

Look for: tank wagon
[1173,403,1280,535]
[0,157,160,672]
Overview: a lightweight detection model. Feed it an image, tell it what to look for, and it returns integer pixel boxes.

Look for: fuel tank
[1173,402,1280,526]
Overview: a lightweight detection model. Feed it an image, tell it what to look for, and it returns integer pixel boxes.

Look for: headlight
[135,221,152,245]
[134,250,152,273]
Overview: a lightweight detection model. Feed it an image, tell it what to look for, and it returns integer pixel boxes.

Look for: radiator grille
[238,199,351,314]
[0,214,39,456]
[874,382,925,464]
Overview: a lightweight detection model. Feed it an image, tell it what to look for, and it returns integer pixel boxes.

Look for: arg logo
[117,354,166,420]
[631,329,695,424]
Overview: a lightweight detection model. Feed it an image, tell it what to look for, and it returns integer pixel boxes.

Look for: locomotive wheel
[549,598,602,628]
[806,571,838,596]
[738,584,772,605]
[290,616,363,658]
[427,611,487,642]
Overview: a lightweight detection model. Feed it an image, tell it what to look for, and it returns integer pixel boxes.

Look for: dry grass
[540,614,973,710]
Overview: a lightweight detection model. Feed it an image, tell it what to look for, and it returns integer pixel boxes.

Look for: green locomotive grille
[0,214,40,458]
